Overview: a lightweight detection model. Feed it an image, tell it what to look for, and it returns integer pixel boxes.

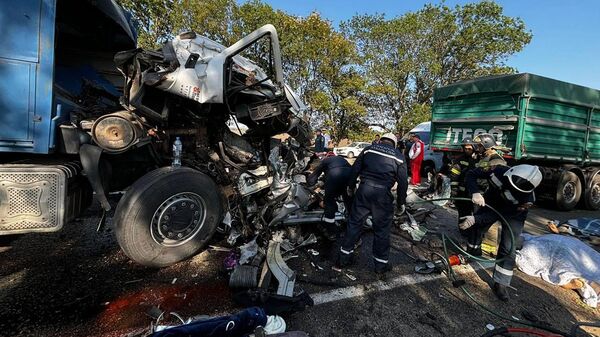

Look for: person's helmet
[461,137,474,147]
[473,133,496,150]
[504,164,542,193]
[381,133,397,146]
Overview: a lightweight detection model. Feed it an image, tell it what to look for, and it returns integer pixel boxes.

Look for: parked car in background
[334,142,370,158]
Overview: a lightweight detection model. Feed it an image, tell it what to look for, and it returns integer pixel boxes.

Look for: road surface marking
[312,264,487,306]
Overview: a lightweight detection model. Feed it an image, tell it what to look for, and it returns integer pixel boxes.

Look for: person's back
[356,143,405,190]
[339,134,408,274]
[307,155,351,185]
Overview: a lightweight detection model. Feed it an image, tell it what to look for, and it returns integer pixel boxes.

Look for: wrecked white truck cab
[109,25,334,268]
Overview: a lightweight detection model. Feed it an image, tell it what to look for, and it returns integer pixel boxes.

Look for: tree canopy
[117,0,531,141]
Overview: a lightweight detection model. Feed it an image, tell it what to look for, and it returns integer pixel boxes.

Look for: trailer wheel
[114,167,222,267]
[584,173,600,210]
[555,171,582,211]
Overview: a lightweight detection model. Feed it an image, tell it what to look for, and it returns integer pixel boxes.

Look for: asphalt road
[0,191,599,337]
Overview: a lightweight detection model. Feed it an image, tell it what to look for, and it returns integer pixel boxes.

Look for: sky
[256,0,600,90]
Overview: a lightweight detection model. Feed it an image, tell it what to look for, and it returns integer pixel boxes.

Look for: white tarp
[516,234,600,307]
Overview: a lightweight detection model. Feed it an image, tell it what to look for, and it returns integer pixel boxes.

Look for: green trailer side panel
[434,73,600,109]
[432,73,600,165]
[431,92,519,154]
[432,92,519,119]
[521,98,589,162]
[589,109,600,162]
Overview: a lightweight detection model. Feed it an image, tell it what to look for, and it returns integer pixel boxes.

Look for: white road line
[312,264,488,306]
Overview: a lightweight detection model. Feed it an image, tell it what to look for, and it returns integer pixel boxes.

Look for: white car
[334,142,370,158]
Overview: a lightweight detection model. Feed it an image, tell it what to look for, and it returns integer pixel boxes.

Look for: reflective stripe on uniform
[363,149,404,164]
[340,248,354,255]
[467,243,480,249]
[322,217,336,223]
[503,190,519,204]
[374,257,388,264]
[495,264,514,277]
[490,173,503,188]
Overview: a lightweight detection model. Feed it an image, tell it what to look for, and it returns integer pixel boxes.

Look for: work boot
[321,229,337,242]
[374,263,392,275]
[319,223,337,242]
[336,252,353,269]
[354,237,363,250]
[466,245,482,257]
[493,282,510,302]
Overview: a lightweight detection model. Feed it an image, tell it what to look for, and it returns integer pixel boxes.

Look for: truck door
[0,0,55,153]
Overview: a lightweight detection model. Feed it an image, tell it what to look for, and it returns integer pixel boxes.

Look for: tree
[116,0,530,138]
[118,0,179,49]
[342,1,532,131]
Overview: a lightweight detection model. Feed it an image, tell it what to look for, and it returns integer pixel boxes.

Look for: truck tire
[114,167,223,267]
[555,171,582,211]
[584,173,600,210]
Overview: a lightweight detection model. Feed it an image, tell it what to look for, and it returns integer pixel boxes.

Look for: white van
[403,121,444,175]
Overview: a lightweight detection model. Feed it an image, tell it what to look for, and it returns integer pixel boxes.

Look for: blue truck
[0,0,314,267]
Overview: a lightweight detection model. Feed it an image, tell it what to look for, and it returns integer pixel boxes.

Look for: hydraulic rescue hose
[411,197,594,337]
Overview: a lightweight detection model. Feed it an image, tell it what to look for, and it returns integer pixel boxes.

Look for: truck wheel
[555,171,582,211]
[114,167,223,267]
[584,173,600,210]
[347,151,354,159]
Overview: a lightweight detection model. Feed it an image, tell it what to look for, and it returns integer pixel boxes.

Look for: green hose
[412,197,515,264]
[411,196,572,336]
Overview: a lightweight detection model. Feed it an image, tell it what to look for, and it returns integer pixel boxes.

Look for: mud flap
[79,144,111,211]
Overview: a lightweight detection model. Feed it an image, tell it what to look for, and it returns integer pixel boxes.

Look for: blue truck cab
[0,0,135,235]
[0,0,135,154]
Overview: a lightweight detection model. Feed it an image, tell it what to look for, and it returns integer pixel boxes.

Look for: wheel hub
[563,182,576,203]
[591,183,600,205]
[151,192,206,247]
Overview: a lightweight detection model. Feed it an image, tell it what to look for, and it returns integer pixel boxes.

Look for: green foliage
[342,1,532,131]
[116,0,531,137]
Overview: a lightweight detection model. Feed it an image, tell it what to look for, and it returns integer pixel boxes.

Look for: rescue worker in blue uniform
[460,163,542,301]
[337,133,408,274]
[307,154,352,240]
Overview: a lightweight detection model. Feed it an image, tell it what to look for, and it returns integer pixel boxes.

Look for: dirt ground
[0,190,599,337]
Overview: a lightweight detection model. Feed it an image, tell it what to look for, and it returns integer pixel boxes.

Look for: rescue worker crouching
[337,133,408,274]
[306,153,352,241]
[460,163,542,302]
[449,137,478,235]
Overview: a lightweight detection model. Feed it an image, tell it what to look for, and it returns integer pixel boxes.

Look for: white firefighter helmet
[504,164,542,193]
[381,133,397,146]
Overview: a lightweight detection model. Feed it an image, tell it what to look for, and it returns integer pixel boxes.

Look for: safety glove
[471,192,485,207]
[458,215,476,230]
[396,204,406,215]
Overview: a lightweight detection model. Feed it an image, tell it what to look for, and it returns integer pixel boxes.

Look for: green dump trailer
[430,73,600,211]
